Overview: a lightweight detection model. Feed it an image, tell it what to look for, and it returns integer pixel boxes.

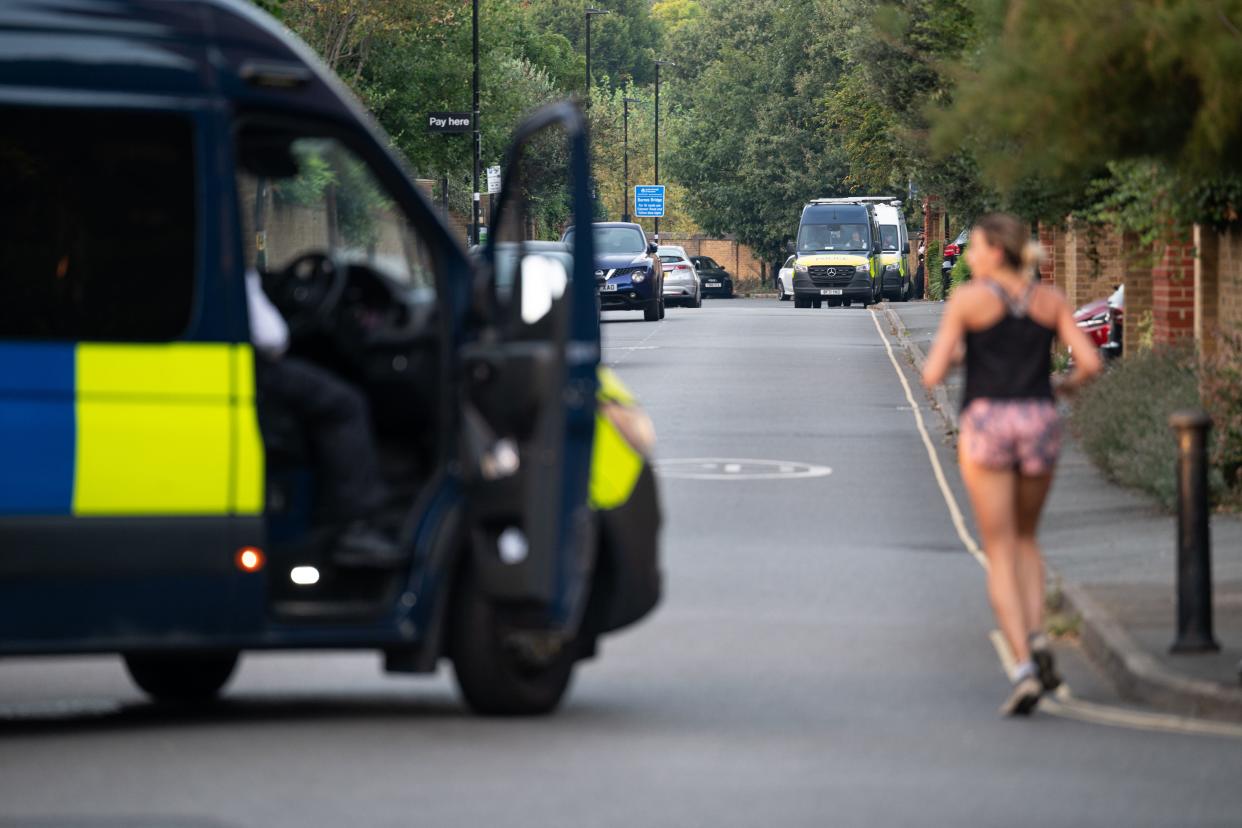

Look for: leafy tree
[525,0,666,88]
[651,0,703,43]
[665,0,851,265]
[588,86,699,235]
[933,0,1242,225]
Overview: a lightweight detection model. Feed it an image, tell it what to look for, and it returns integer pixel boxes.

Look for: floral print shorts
[960,399,1063,476]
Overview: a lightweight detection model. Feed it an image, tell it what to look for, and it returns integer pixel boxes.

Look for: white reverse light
[290,566,320,586]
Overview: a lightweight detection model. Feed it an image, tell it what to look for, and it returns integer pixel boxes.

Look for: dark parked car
[690,256,734,298]
[563,222,664,321]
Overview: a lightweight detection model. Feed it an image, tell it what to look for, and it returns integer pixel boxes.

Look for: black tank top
[962,281,1056,409]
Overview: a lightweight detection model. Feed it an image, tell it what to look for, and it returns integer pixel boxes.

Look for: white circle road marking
[655,458,832,481]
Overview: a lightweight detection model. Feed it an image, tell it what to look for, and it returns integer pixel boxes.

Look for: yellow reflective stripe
[73,343,234,516]
[231,345,264,515]
[76,342,231,398]
[589,411,644,511]
[597,366,636,406]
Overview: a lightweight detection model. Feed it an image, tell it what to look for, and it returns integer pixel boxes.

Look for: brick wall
[1214,225,1242,335]
[1151,231,1196,346]
[1038,222,1057,285]
[660,236,765,283]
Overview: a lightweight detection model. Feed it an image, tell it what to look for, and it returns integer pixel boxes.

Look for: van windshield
[880,225,900,251]
[564,226,646,255]
[797,223,869,253]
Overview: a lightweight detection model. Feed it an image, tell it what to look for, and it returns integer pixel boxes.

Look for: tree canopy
[257,0,1242,245]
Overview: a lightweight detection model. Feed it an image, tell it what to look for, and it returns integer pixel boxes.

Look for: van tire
[124,651,239,702]
[449,567,576,716]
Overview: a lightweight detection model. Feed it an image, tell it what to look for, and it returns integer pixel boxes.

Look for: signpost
[426,112,473,134]
[634,185,665,219]
[486,165,502,195]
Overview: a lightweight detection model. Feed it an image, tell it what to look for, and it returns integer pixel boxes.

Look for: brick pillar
[1038,222,1056,284]
[1122,231,1153,357]
[1152,230,1196,346]
[1194,223,1220,356]
[1052,224,1068,294]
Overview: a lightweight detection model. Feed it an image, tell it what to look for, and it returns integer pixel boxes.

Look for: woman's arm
[1055,292,1103,392]
[922,294,966,389]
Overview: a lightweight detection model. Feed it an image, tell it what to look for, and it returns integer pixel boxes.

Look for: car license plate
[601,284,618,292]
[706,281,721,287]
[821,289,843,296]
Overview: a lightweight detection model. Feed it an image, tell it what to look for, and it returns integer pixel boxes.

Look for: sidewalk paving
[885,299,1242,721]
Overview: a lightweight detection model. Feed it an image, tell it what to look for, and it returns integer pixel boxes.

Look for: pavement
[886,298,1242,721]
[3,297,1242,826]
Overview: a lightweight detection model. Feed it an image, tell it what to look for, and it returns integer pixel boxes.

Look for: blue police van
[0,0,661,715]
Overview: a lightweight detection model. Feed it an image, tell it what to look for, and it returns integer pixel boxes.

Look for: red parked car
[1074,284,1125,359]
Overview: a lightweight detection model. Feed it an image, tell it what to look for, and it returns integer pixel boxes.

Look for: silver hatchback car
[658,245,702,308]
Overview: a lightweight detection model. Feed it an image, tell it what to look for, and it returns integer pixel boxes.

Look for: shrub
[1071,345,1200,509]
[950,255,971,292]
[926,239,945,300]
[1202,329,1242,506]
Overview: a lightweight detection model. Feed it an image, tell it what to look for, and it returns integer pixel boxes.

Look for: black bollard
[1168,409,1220,654]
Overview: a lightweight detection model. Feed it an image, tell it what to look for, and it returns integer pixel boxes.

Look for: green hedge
[1071,346,1203,510]
[926,239,945,300]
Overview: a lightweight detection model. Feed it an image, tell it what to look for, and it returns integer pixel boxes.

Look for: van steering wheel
[268,252,349,336]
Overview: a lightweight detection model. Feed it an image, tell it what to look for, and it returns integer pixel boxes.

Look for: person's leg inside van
[260,356,389,522]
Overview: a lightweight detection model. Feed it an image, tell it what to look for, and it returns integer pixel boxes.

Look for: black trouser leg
[257,356,388,523]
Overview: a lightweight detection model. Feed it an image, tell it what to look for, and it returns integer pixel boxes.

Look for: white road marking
[871,309,1242,740]
[605,324,664,367]
[655,458,833,481]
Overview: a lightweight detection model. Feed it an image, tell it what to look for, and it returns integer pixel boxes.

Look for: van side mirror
[785,241,795,254]
[903,241,910,254]
[872,241,881,255]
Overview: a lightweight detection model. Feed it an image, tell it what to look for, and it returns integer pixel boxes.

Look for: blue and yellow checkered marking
[0,342,264,517]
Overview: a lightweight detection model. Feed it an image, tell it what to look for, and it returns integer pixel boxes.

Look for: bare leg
[1015,473,1055,637]
[959,450,1027,664]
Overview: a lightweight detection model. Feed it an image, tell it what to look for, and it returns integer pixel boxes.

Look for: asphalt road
[2,298,1240,827]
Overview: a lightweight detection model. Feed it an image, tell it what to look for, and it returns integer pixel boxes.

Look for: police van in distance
[791,199,884,309]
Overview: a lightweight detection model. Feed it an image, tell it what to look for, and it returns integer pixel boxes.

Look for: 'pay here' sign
[427,112,473,134]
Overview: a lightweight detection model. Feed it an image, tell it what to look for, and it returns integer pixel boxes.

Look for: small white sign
[486,165,502,194]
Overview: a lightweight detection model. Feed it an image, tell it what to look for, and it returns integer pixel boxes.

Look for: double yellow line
[870,309,1242,740]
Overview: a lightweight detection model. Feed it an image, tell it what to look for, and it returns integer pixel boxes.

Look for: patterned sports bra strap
[985,278,1035,318]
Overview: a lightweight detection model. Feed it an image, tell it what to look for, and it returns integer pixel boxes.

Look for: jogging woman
[922,213,1102,716]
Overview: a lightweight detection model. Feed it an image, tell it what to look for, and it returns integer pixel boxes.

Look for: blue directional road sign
[634,185,665,218]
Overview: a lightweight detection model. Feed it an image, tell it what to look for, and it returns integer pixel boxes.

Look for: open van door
[451,101,600,714]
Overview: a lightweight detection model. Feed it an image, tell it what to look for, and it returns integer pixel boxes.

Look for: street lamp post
[471,0,481,246]
[622,97,642,223]
[584,8,611,107]
[653,59,675,243]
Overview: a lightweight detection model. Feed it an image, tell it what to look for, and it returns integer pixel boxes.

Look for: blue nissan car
[563,222,664,322]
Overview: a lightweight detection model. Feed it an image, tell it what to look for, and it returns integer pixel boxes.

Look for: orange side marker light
[235,546,265,573]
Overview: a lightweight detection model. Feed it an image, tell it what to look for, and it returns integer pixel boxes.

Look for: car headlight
[1077,312,1110,328]
[855,264,870,274]
[885,263,899,272]
[632,271,646,283]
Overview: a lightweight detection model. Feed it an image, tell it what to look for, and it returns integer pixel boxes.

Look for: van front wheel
[450,568,576,716]
[124,651,239,702]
